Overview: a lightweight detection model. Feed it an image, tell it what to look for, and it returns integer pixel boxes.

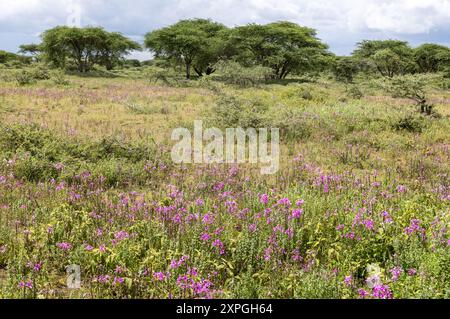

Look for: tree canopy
[227,21,329,79]
[413,43,450,73]
[353,40,414,77]
[40,26,140,72]
[145,19,228,79]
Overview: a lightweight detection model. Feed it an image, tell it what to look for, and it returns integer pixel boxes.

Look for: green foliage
[14,70,36,86]
[212,92,269,128]
[414,43,450,73]
[145,19,227,79]
[347,85,363,99]
[385,74,439,115]
[353,40,415,77]
[332,57,361,83]
[392,114,427,133]
[227,21,330,79]
[40,26,140,72]
[216,61,272,87]
[51,70,70,86]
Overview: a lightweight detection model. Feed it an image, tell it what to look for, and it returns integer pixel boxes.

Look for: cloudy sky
[1,0,450,60]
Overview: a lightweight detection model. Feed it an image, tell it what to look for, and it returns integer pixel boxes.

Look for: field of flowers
[0,69,449,299]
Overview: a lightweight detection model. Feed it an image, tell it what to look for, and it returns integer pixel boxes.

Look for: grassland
[0,66,449,299]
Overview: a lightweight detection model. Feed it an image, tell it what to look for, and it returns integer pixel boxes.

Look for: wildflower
[291,249,302,262]
[390,267,403,282]
[200,233,211,242]
[114,231,130,241]
[195,199,205,207]
[296,199,305,207]
[381,211,393,224]
[358,289,368,299]
[277,198,292,208]
[153,272,166,281]
[344,276,353,287]
[363,219,375,231]
[396,185,407,193]
[97,275,110,284]
[405,219,424,236]
[202,213,214,225]
[56,242,72,251]
[84,244,94,251]
[113,277,124,285]
[18,280,33,290]
[259,194,269,205]
[212,239,225,255]
[53,163,65,171]
[408,269,417,276]
[248,223,257,233]
[292,209,303,219]
[99,244,107,253]
[33,262,42,273]
[170,255,190,270]
[372,284,393,299]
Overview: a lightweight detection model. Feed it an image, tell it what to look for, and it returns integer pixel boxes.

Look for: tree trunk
[186,63,191,80]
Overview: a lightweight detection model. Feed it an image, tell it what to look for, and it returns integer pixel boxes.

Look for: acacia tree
[227,21,329,79]
[144,19,227,79]
[332,56,361,83]
[40,26,140,72]
[99,32,141,70]
[18,44,42,61]
[414,43,450,73]
[353,40,415,77]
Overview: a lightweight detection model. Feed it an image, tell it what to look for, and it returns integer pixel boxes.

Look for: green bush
[15,70,35,86]
[216,61,272,88]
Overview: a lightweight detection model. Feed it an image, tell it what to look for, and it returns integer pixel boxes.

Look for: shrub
[392,114,427,133]
[52,70,70,85]
[216,61,272,88]
[385,74,439,115]
[15,70,35,86]
[30,64,51,80]
[347,86,364,99]
[212,92,268,128]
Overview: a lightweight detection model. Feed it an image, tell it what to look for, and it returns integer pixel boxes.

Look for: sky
[1,0,450,60]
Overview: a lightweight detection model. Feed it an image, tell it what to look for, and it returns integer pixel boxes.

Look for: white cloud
[0,0,449,56]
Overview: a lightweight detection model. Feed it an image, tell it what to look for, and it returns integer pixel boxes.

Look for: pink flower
[56,242,72,251]
[259,194,269,205]
[277,198,292,208]
[408,269,417,276]
[372,284,393,299]
[212,239,225,255]
[153,272,166,281]
[200,233,211,242]
[18,280,33,290]
[170,255,190,269]
[113,277,124,285]
[358,289,368,299]
[296,199,305,207]
[97,275,110,284]
[344,276,353,287]
[292,209,303,219]
[396,185,407,193]
[390,267,403,282]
